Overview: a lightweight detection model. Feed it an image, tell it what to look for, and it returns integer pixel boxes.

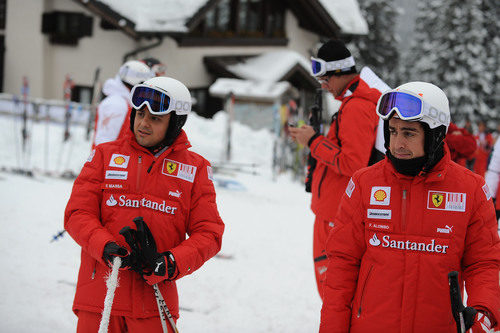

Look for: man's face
[388,117,425,159]
[133,106,171,147]
[319,74,344,97]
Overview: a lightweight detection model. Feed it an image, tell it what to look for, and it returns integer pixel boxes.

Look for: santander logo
[106,195,118,206]
[105,194,177,215]
[369,234,381,246]
[369,233,449,254]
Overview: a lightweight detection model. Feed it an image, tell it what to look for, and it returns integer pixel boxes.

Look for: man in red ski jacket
[320,82,500,332]
[65,77,224,332]
[446,122,477,166]
[289,40,380,296]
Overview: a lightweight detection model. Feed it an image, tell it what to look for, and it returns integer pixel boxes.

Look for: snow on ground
[0,112,321,332]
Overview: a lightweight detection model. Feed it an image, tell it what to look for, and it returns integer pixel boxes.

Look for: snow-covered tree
[481,0,499,112]
[348,0,401,87]
[407,0,495,118]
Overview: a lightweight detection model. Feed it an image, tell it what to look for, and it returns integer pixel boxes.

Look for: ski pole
[153,283,179,333]
[98,256,121,333]
[448,271,465,333]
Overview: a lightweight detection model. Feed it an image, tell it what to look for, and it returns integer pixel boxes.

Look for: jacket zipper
[317,167,328,198]
[91,260,96,280]
[147,160,155,173]
[357,265,373,317]
[401,189,407,232]
[136,156,142,192]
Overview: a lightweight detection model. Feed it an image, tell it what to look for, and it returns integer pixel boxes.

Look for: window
[71,85,93,104]
[192,0,285,39]
[190,88,223,118]
[41,11,93,46]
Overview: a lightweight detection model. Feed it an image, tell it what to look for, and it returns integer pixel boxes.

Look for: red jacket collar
[335,75,360,101]
[128,130,191,156]
[384,144,451,182]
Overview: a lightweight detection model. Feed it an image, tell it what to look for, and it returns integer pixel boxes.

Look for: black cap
[317,40,356,76]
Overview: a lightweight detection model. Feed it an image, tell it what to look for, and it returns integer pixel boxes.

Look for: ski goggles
[310,56,356,77]
[376,90,449,129]
[130,84,190,115]
[151,63,166,76]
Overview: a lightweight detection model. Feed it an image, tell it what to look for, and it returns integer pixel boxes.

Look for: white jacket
[93,75,130,147]
[485,139,500,198]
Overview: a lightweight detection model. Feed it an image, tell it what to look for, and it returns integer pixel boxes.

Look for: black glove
[102,242,129,267]
[119,226,147,274]
[461,306,478,330]
[119,217,177,280]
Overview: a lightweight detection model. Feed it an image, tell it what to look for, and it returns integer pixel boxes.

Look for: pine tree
[408,0,494,118]
[347,0,401,87]
[481,0,499,113]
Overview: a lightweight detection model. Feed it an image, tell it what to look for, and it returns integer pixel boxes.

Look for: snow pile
[226,50,311,82]
[317,0,368,35]
[99,0,207,32]
[0,111,321,332]
[209,79,291,102]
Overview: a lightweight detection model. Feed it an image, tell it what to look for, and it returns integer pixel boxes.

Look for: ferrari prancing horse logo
[166,161,177,174]
[432,193,444,207]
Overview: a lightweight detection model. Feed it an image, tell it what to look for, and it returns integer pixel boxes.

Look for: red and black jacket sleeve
[309,98,378,177]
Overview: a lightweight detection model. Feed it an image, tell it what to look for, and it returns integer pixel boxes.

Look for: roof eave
[73,0,140,40]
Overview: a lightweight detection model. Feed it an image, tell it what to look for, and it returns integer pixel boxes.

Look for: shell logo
[374,190,387,202]
[114,156,126,165]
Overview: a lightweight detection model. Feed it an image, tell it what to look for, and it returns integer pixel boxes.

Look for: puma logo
[155,261,163,273]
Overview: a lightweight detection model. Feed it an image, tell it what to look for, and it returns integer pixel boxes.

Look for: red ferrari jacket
[445,122,476,166]
[309,76,380,221]
[320,146,500,332]
[65,130,224,319]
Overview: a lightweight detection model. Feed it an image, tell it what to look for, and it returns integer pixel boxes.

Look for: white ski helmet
[129,76,192,146]
[393,81,450,131]
[118,60,154,87]
[380,81,451,172]
[134,76,192,115]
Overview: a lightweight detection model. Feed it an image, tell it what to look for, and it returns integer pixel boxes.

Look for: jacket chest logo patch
[161,159,197,183]
[367,208,391,219]
[105,194,177,215]
[427,191,466,212]
[105,170,128,180]
[368,233,449,254]
[370,186,391,205]
[109,154,130,168]
[166,161,177,174]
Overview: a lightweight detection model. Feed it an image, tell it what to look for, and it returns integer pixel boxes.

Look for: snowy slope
[0,112,321,332]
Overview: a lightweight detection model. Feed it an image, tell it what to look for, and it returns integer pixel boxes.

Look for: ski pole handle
[448,271,466,333]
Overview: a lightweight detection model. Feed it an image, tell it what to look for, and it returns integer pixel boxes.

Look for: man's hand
[120,217,177,283]
[289,125,317,147]
[143,252,177,285]
[102,242,129,268]
[466,310,494,333]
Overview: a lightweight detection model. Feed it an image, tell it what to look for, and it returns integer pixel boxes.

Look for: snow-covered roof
[96,0,368,35]
[98,0,207,32]
[317,0,368,35]
[225,50,311,82]
[209,78,291,102]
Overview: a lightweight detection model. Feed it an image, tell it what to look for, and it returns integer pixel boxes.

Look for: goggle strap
[324,56,356,71]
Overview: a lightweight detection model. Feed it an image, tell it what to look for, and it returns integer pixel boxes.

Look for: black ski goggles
[130,85,190,115]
